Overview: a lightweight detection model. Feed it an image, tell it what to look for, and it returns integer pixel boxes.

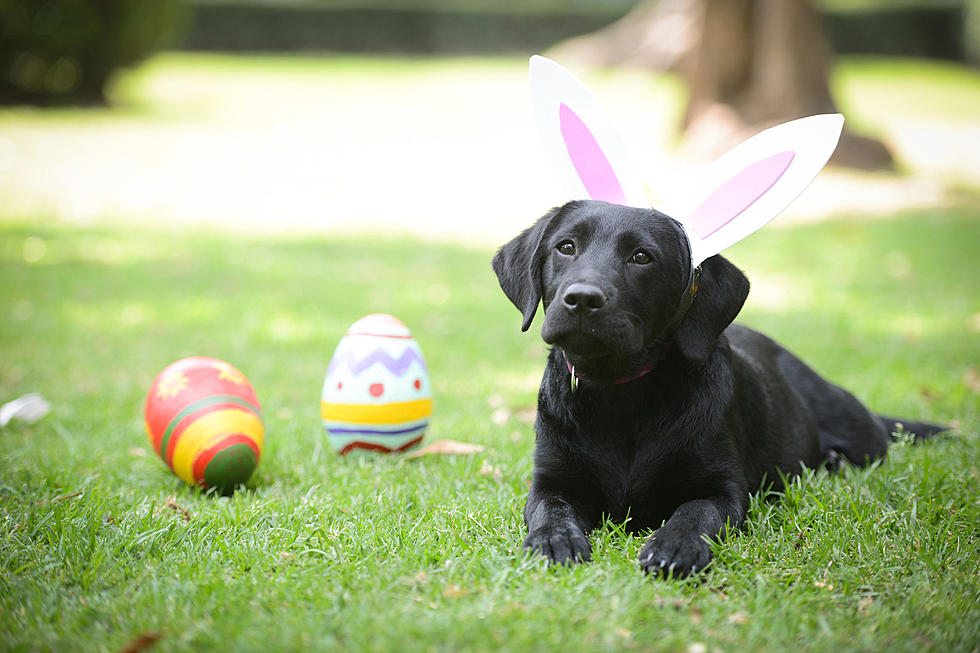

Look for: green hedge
[967,0,980,63]
[0,0,186,105]
[179,2,968,61]
[1,0,968,107]
[824,5,966,60]
[180,4,631,54]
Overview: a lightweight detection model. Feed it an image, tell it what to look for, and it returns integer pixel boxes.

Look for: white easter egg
[321,314,432,455]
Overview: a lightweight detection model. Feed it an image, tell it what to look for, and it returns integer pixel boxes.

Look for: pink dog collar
[565,358,657,393]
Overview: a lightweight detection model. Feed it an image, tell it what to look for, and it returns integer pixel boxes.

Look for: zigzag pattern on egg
[325,347,428,378]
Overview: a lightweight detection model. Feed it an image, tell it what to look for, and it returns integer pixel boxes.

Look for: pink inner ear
[559,103,627,205]
[687,150,796,239]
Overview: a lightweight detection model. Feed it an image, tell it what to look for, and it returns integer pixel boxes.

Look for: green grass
[1,51,978,652]
[1,210,977,652]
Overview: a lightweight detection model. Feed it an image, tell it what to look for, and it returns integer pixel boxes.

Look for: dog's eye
[557,241,576,256]
[631,250,652,265]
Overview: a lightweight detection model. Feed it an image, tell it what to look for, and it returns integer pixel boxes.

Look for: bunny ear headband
[530,55,844,267]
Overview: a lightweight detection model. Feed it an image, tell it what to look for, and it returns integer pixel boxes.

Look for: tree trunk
[549,0,893,169]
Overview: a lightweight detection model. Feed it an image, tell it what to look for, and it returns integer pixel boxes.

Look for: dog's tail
[878,415,948,443]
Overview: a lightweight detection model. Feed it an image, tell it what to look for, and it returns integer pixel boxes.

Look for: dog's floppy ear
[492,207,562,332]
[673,255,750,362]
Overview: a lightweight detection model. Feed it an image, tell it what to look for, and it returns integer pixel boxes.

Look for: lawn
[1,54,978,652]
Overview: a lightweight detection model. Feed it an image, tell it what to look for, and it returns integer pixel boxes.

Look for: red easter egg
[144,356,263,493]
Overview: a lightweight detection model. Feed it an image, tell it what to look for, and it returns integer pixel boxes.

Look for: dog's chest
[573,418,681,529]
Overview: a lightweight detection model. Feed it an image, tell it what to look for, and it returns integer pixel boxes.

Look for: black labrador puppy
[493,200,944,577]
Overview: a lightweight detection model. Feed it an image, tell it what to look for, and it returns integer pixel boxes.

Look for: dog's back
[727,324,944,467]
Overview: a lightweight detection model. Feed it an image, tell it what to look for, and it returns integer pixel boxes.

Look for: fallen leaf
[968,313,980,332]
[442,584,470,599]
[728,612,749,624]
[398,571,428,587]
[163,497,191,522]
[479,461,503,482]
[919,387,940,402]
[0,392,51,427]
[116,632,163,653]
[964,367,980,394]
[689,606,703,625]
[128,447,147,458]
[405,440,485,459]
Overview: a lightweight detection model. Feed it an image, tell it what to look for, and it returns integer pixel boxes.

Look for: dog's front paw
[638,528,712,578]
[523,524,592,566]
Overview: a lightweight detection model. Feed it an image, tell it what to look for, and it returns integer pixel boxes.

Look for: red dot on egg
[337,381,343,390]
[414,379,421,390]
[369,383,384,397]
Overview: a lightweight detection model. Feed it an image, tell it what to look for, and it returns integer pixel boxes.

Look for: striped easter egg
[321,314,432,455]
[144,356,263,493]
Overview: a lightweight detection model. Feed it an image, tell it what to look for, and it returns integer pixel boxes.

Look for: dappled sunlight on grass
[0,208,976,651]
[727,209,978,422]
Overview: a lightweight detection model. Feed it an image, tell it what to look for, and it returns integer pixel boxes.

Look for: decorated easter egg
[144,356,263,493]
[321,314,432,455]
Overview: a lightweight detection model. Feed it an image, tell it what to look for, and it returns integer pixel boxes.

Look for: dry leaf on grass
[405,439,485,459]
[116,632,163,653]
[442,584,470,599]
[968,313,980,332]
[479,461,503,482]
[162,497,192,522]
[964,367,980,394]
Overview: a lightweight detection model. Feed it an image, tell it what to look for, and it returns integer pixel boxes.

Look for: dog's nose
[562,283,606,313]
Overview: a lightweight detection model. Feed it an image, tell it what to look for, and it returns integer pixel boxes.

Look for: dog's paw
[638,528,712,578]
[523,524,592,566]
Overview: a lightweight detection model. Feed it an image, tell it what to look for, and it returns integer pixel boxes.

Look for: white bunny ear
[660,114,845,266]
[530,55,649,208]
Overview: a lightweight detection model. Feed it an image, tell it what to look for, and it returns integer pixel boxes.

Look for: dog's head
[493,200,750,381]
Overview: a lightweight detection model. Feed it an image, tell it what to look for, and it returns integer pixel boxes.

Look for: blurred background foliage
[2,0,979,106]
[0,0,187,105]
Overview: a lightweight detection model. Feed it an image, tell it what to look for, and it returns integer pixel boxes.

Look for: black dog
[493,200,944,577]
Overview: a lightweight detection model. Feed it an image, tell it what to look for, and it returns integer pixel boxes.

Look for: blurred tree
[550,0,893,169]
[0,0,186,105]
[968,0,980,66]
